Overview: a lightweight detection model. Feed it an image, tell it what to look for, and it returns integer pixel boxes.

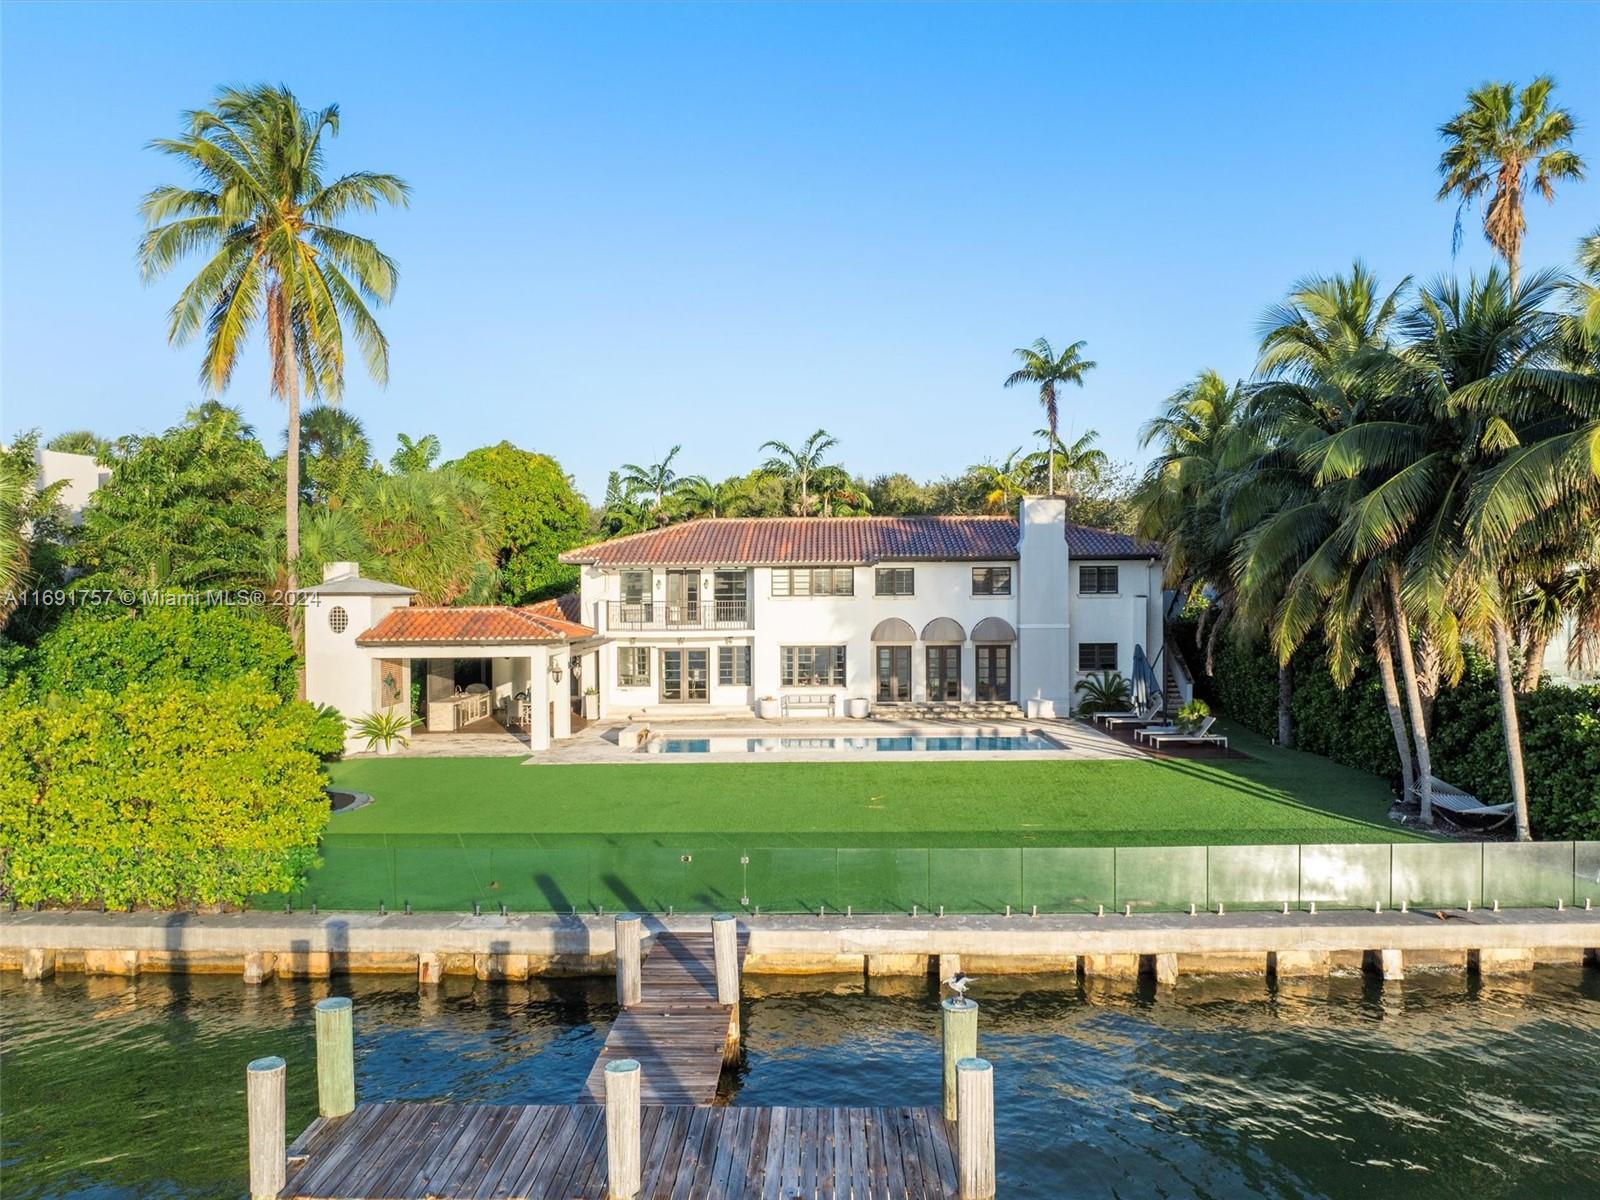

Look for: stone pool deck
[4,907,1596,984]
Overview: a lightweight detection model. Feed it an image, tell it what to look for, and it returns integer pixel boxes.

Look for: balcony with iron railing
[604,600,752,631]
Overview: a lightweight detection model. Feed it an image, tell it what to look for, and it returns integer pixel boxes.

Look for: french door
[876,645,911,702]
[660,648,709,702]
[926,646,961,702]
[666,570,700,625]
[975,645,1011,702]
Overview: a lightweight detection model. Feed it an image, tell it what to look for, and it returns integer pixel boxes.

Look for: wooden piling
[614,914,642,1008]
[941,996,978,1122]
[604,1058,641,1199]
[709,915,740,1005]
[955,1056,996,1200]
[314,997,356,1118]
[247,1055,286,1200]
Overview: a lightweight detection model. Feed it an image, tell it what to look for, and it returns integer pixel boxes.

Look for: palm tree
[390,432,441,474]
[1437,76,1585,290]
[972,449,1032,515]
[619,446,686,519]
[1027,428,1108,500]
[299,404,371,505]
[1003,338,1096,496]
[677,475,747,519]
[1570,227,1600,347]
[44,430,117,463]
[138,84,409,606]
[1,432,67,630]
[758,429,838,515]
[812,466,873,516]
[1237,265,1434,814]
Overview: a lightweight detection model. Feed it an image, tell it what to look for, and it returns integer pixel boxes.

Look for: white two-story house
[560,497,1169,718]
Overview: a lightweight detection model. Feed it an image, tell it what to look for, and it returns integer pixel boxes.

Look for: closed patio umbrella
[1130,644,1160,711]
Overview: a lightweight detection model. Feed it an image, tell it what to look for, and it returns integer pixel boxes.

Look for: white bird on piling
[944,971,972,998]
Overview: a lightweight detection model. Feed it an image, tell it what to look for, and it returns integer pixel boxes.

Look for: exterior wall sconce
[549,658,564,683]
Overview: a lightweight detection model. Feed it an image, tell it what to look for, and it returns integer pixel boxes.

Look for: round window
[328,606,349,634]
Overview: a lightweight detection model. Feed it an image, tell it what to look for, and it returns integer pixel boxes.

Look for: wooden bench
[781,693,837,717]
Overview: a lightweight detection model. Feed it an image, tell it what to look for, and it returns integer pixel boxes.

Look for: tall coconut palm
[619,445,686,519]
[138,84,409,606]
[1238,266,1433,815]
[1003,338,1096,496]
[758,429,838,516]
[1437,76,1585,290]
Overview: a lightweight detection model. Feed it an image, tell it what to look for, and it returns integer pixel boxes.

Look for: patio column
[526,650,552,752]
[552,650,573,741]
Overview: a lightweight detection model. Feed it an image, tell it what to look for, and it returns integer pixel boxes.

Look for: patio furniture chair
[1412,776,1514,828]
[1145,717,1226,751]
[1092,704,1144,727]
[1134,723,1180,744]
[1100,703,1164,731]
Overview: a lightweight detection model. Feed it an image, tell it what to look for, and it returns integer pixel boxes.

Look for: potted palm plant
[1175,698,1210,733]
[353,709,421,755]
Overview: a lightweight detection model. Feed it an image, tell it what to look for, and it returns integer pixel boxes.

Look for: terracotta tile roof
[526,593,583,624]
[559,517,1158,566]
[356,605,595,646]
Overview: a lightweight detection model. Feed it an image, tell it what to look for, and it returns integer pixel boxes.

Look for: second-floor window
[619,569,653,607]
[874,567,915,596]
[781,645,846,686]
[771,567,854,597]
[713,569,748,618]
[1080,565,1119,594]
[971,567,1011,596]
[618,647,651,686]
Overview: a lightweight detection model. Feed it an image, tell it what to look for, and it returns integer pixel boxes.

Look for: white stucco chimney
[323,561,360,582]
[1017,496,1071,710]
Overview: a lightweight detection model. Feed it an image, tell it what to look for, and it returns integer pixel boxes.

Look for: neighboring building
[34,449,110,525]
[558,497,1170,717]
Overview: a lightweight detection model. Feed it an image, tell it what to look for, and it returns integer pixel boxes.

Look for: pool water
[5,969,1598,1198]
[648,733,1061,754]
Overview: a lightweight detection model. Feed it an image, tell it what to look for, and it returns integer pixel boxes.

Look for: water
[4,969,1599,1198]
[648,733,1062,754]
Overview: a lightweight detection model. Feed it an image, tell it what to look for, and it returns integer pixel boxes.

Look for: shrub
[1073,671,1132,715]
[0,680,336,909]
[455,441,590,603]
[21,605,299,700]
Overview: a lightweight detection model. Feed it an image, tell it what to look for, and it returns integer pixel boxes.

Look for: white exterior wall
[303,589,414,724]
[1067,558,1165,691]
[35,449,110,525]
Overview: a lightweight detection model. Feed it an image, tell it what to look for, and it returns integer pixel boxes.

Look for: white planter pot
[757,698,783,720]
[1026,698,1057,720]
[583,695,600,719]
[377,740,396,756]
[846,697,871,719]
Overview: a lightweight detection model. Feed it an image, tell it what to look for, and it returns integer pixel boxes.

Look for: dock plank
[283,1102,958,1199]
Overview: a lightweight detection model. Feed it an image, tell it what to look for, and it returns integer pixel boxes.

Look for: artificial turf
[324,724,1420,848]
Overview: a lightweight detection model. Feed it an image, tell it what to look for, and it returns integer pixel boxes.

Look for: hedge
[1200,628,1600,839]
[2,604,299,701]
[0,680,342,909]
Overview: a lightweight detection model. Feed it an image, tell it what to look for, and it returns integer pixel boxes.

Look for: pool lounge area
[646,731,1064,754]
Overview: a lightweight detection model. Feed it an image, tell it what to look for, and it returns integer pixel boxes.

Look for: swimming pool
[645,732,1062,754]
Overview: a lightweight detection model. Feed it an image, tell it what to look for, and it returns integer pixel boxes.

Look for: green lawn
[325,724,1420,847]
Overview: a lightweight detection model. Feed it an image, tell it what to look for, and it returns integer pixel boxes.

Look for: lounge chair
[1145,716,1226,750]
[1412,776,1514,827]
[1093,703,1147,728]
[1134,723,1180,744]
[1100,704,1164,731]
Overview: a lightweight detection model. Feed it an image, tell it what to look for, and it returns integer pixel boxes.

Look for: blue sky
[4,1,1598,501]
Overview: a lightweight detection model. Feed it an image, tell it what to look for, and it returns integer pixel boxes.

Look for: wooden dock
[269,921,974,1198]
[579,929,743,1106]
[281,1101,958,1198]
